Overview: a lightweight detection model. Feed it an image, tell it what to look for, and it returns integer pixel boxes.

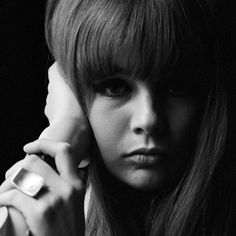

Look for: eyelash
[93,79,131,98]
[93,77,195,99]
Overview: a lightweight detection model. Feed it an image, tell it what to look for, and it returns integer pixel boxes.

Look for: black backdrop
[0,0,235,182]
[0,0,49,181]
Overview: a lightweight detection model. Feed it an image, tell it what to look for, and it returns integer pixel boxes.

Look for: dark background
[0,0,49,181]
[0,0,235,182]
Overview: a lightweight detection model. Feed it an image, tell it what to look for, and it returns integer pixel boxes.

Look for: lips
[123,148,167,166]
[124,147,167,157]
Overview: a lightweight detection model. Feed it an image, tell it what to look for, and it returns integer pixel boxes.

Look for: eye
[165,80,194,97]
[94,79,131,98]
[167,84,189,97]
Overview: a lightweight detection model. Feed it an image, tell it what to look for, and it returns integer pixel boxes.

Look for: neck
[103,169,159,218]
[104,174,161,236]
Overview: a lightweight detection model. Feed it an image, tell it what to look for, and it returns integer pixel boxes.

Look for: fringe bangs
[74,0,182,83]
[46,0,209,91]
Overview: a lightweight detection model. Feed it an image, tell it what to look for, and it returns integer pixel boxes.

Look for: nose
[130,86,164,135]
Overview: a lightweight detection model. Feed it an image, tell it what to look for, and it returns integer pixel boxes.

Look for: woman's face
[88,74,200,191]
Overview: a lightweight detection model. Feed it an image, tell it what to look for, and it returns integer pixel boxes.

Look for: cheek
[88,99,128,159]
[167,99,198,145]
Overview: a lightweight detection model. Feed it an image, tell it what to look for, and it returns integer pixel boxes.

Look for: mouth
[123,148,167,166]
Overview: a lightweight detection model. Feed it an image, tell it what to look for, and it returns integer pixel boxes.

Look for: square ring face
[11,168,44,197]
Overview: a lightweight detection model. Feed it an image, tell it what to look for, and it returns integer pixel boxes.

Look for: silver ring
[10,167,45,197]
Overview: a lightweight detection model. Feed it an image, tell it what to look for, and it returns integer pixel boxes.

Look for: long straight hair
[45,0,232,235]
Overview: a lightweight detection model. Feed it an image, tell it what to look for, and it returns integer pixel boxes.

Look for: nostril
[132,119,166,136]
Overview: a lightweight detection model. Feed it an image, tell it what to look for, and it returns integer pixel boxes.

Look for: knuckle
[23,154,40,168]
[36,201,52,218]
[7,189,18,203]
[36,139,44,149]
[50,194,64,209]
[4,170,10,179]
[5,161,23,179]
[71,178,84,192]
[62,184,76,201]
[32,139,47,151]
[5,169,15,180]
[35,202,49,219]
[36,195,62,220]
[58,143,72,155]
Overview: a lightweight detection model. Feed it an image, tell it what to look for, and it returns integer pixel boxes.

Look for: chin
[126,169,165,191]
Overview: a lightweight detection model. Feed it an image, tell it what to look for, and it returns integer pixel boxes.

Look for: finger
[6,155,65,192]
[0,178,13,194]
[1,171,48,197]
[0,164,79,211]
[0,189,37,220]
[4,153,52,180]
[5,160,24,179]
[0,189,53,235]
[1,166,51,196]
[24,140,84,190]
[0,179,11,194]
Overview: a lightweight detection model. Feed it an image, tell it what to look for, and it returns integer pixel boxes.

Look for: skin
[0,64,86,236]
[89,75,199,191]
[0,67,202,236]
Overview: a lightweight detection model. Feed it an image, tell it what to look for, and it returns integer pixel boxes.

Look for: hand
[39,62,91,166]
[0,62,90,235]
[0,139,85,236]
[43,62,82,124]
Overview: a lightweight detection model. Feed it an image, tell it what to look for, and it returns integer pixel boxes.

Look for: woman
[0,0,234,235]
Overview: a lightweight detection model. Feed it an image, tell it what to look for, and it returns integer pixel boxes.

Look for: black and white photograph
[0,0,235,235]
